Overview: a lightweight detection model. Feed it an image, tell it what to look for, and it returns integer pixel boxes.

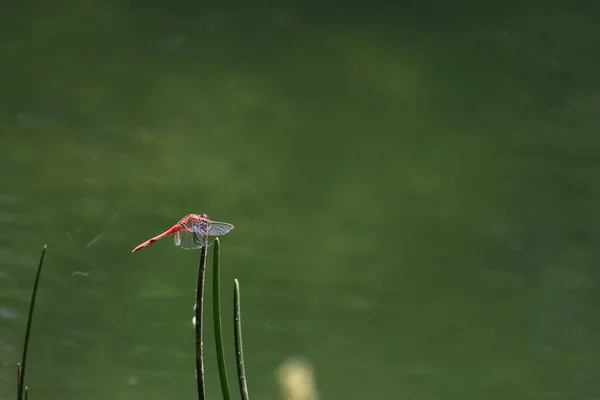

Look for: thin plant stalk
[16,363,21,398]
[17,245,47,400]
[213,238,232,400]
[234,279,249,400]
[195,245,208,400]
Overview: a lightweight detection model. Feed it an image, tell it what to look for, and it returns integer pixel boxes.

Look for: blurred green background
[1,1,599,399]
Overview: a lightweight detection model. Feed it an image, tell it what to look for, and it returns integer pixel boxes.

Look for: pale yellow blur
[277,356,319,400]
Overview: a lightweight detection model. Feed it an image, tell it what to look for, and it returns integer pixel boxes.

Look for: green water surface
[1,1,599,399]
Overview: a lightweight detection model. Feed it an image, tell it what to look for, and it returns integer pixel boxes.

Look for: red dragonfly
[132,213,235,253]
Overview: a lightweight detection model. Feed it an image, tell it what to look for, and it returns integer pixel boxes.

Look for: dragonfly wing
[173,229,206,249]
[207,221,235,236]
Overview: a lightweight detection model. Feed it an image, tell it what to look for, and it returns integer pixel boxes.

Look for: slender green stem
[18,245,47,400]
[195,245,208,400]
[234,279,249,400]
[213,238,232,400]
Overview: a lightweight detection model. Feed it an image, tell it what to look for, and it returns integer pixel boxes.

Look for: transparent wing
[175,217,234,249]
[186,218,234,237]
[207,221,235,236]
[173,229,207,249]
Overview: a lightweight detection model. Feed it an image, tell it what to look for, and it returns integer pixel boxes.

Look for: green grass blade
[195,245,208,400]
[18,245,47,400]
[213,238,232,400]
[234,279,249,400]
